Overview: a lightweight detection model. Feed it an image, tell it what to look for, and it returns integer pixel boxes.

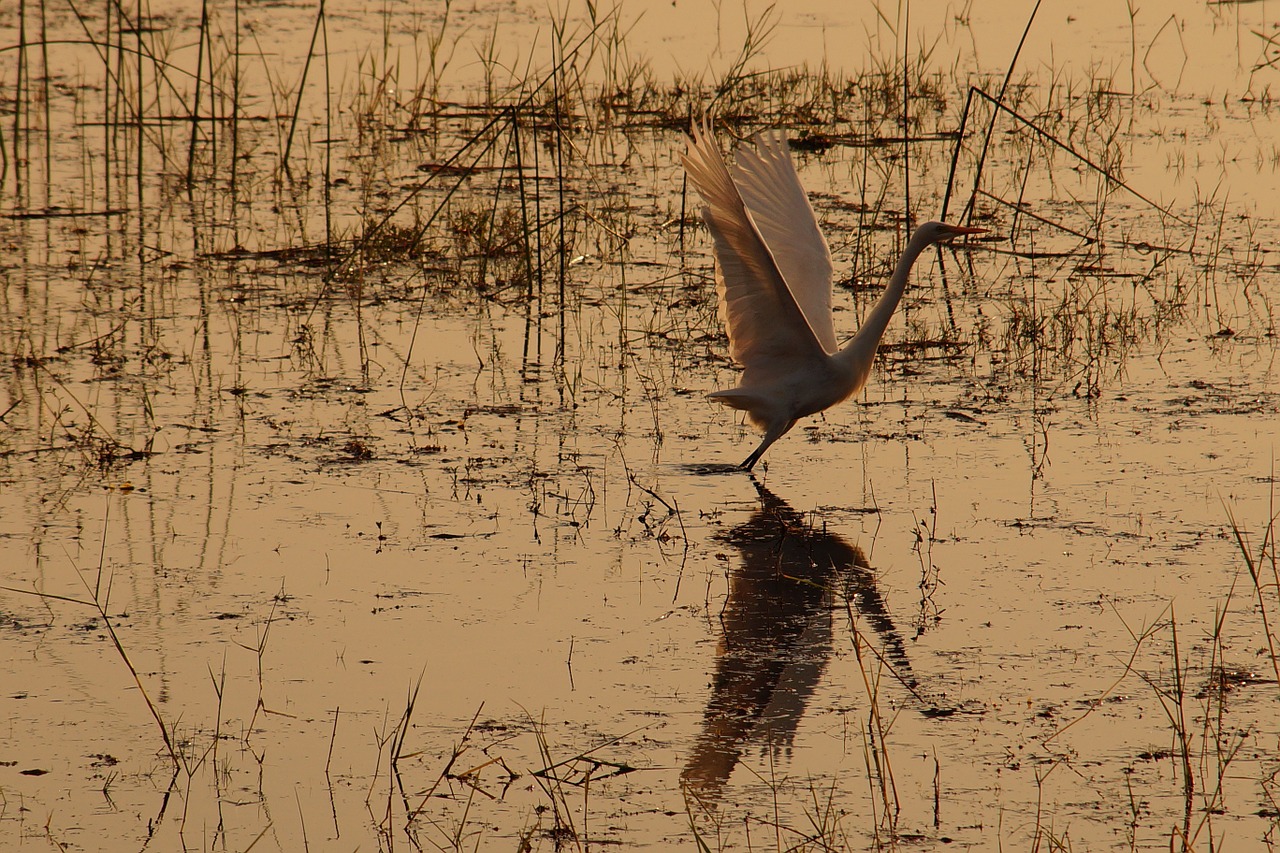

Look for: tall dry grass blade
[185,0,209,187]
[12,0,29,207]
[232,0,241,203]
[282,0,327,175]
[902,0,911,231]
[940,85,975,223]
[958,0,1042,224]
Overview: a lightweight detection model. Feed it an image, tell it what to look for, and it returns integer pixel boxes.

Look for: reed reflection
[682,479,915,799]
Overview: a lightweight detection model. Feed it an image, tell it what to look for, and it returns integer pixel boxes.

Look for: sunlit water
[1,1,1278,850]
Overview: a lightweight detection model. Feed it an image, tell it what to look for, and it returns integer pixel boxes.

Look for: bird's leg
[740,419,797,471]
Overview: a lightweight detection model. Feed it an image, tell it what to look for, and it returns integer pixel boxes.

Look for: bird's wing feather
[681,123,828,383]
[730,132,837,354]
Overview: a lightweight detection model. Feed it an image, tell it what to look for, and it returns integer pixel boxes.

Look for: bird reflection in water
[682,478,918,800]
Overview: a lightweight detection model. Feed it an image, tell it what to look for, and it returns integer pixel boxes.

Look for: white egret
[682,123,985,470]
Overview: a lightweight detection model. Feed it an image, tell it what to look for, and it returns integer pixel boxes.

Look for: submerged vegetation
[0,0,1278,850]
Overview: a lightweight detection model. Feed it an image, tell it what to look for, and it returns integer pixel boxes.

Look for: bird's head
[917,220,988,245]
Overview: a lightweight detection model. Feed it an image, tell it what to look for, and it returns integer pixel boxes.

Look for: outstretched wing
[682,122,827,384]
[730,132,837,354]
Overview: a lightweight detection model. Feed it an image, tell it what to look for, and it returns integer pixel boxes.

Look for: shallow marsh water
[1,1,1279,850]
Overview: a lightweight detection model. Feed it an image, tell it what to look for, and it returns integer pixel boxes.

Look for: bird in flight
[682,122,985,470]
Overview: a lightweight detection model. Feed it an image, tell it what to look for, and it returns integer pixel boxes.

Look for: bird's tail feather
[707,389,770,430]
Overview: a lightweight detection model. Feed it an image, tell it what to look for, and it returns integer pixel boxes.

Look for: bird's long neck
[837,226,936,372]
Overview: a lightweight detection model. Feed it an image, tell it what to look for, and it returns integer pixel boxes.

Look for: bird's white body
[682,123,984,470]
